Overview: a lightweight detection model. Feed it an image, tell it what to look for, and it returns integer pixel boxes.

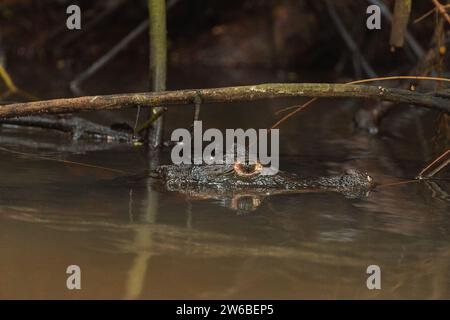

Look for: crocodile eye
[233,161,263,176]
[367,175,373,183]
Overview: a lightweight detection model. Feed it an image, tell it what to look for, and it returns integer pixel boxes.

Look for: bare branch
[432,0,450,25]
[0,83,448,119]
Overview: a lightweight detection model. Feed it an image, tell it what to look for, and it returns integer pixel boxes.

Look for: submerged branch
[0,115,133,141]
[0,83,449,119]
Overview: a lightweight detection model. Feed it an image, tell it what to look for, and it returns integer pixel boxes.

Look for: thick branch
[0,83,448,119]
[390,0,411,48]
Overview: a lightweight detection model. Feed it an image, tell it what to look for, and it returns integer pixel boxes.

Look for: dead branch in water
[0,83,449,119]
[0,115,133,141]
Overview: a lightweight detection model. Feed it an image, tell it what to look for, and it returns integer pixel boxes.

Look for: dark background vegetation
[0,0,445,96]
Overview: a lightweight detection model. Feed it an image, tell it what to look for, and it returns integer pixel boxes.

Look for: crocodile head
[153,162,374,213]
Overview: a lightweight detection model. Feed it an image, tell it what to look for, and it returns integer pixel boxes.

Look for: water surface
[0,91,449,299]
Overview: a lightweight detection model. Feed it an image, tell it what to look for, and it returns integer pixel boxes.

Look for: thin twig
[432,0,450,25]
[277,76,450,115]
[414,7,436,24]
[269,76,450,130]
[376,179,419,188]
[0,146,129,174]
[412,5,450,24]
[270,98,318,130]
[69,0,181,95]
[70,20,149,95]
[325,0,377,78]
[417,149,450,178]
[350,75,450,85]
[426,159,450,178]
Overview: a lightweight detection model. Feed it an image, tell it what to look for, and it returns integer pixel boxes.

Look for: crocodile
[152,160,374,213]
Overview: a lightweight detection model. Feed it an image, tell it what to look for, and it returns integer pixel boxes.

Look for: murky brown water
[0,94,448,300]
[0,59,449,300]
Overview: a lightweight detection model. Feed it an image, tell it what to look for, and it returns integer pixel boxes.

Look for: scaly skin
[153,163,374,213]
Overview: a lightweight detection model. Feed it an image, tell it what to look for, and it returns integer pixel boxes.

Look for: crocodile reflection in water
[153,159,374,213]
